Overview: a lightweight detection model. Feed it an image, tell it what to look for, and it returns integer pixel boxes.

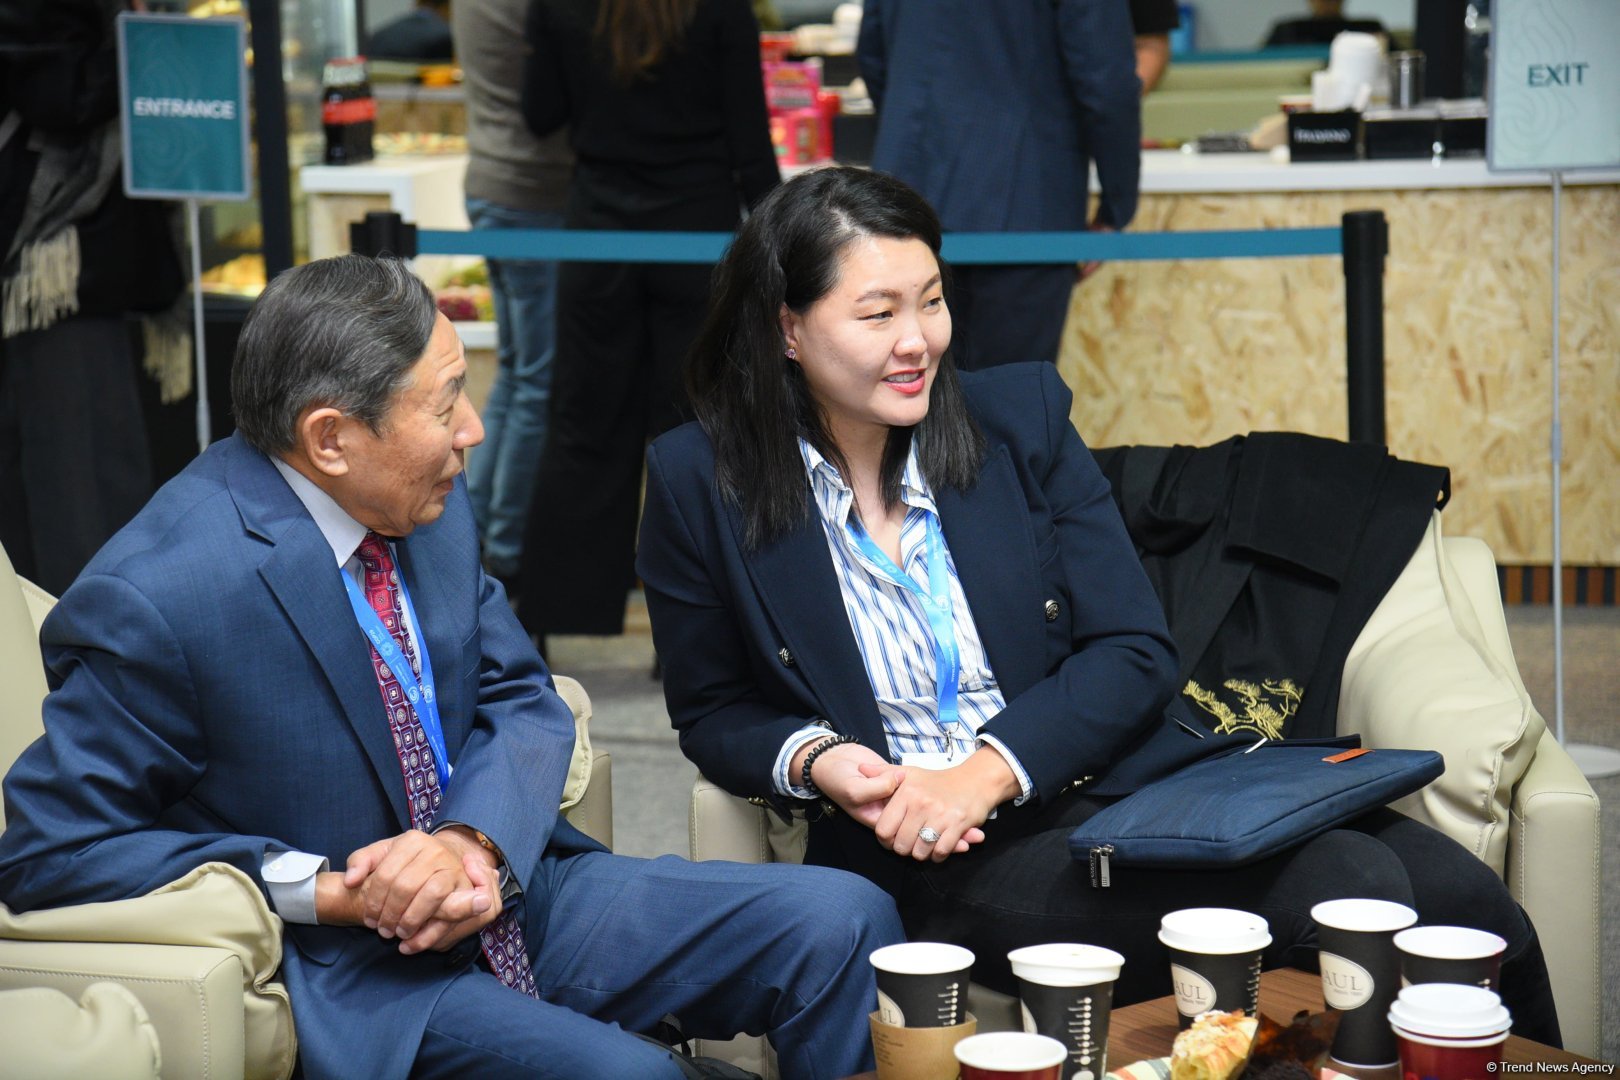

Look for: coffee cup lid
[1393,925,1508,960]
[1008,943,1125,986]
[1158,907,1272,954]
[869,942,975,975]
[1387,983,1511,1037]
[954,1032,1069,1069]
[1311,898,1419,932]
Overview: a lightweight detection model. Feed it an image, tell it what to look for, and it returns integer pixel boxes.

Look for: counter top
[1140,148,1620,194]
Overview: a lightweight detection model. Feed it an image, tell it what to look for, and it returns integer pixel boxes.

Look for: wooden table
[845,968,1602,1080]
[1108,968,1601,1075]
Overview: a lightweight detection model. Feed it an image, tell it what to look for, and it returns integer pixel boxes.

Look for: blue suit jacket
[857,0,1142,231]
[0,435,601,1079]
[639,365,1212,894]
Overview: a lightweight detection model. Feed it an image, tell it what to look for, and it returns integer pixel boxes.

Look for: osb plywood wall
[1059,184,1620,565]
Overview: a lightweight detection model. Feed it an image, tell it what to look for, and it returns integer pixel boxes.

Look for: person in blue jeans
[455,0,573,592]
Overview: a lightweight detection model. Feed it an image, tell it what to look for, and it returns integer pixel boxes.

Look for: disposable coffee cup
[1009,943,1125,1080]
[869,942,974,1028]
[1387,983,1511,1080]
[1312,898,1418,1068]
[1394,926,1507,992]
[1158,908,1271,1029]
[955,1032,1070,1080]
[870,1010,977,1080]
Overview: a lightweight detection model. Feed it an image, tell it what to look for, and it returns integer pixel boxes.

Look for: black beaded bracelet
[800,734,859,796]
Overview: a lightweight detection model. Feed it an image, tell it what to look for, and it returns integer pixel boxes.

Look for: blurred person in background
[0,0,186,596]
[453,0,573,597]
[1132,0,1180,93]
[518,0,779,648]
[857,0,1141,371]
[1264,0,1385,46]
[366,0,454,61]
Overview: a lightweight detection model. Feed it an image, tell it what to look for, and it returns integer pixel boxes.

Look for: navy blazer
[640,364,1201,892]
[857,0,1142,231]
[0,435,601,1079]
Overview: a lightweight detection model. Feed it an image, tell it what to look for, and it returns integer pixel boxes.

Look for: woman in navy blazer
[636,168,1559,1033]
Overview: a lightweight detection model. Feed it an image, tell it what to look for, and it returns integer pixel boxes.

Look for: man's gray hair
[231,254,438,454]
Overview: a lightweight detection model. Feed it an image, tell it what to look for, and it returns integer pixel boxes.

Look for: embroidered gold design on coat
[1182,677,1301,739]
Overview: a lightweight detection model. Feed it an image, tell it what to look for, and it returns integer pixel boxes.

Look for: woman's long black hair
[686,166,985,549]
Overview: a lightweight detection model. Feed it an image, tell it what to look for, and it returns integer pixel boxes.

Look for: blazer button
[778,647,796,667]
[1044,599,1060,623]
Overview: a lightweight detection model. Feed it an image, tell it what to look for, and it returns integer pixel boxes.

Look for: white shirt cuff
[262,850,330,924]
[976,734,1035,805]
[774,725,837,799]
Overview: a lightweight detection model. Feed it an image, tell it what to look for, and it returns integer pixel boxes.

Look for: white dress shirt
[771,440,1034,804]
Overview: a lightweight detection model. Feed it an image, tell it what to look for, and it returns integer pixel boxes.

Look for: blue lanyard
[847,509,963,749]
[341,556,451,791]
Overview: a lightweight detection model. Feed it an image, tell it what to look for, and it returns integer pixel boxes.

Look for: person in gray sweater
[450,0,574,594]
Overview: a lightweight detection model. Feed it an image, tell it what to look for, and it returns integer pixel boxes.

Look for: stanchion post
[1341,209,1388,445]
[349,211,418,260]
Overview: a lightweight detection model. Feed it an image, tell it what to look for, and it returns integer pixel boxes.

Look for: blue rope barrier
[416,226,1342,264]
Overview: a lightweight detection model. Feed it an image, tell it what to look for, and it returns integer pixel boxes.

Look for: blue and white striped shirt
[771,439,1034,802]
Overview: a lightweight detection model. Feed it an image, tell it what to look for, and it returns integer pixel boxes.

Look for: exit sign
[1488,0,1620,171]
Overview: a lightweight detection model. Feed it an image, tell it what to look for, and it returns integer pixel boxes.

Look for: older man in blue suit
[0,255,903,1079]
[858,0,1142,370]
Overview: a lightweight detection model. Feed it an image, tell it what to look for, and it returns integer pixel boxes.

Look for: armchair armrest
[689,777,808,865]
[0,981,162,1080]
[0,940,244,1080]
[1506,729,1600,1058]
[553,675,612,849]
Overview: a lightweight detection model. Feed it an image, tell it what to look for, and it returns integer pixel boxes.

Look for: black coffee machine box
[1364,107,1441,160]
[1288,110,1362,161]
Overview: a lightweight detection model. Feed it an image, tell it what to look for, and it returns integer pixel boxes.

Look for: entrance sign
[1488,0,1620,171]
[117,14,250,200]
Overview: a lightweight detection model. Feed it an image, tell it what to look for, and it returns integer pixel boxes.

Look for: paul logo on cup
[1311,898,1418,1068]
[1008,943,1125,1080]
[1158,908,1271,1030]
[955,1032,1071,1080]
[1387,983,1512,1080]
[1394,926,1508,992]
[869,942,974,1028]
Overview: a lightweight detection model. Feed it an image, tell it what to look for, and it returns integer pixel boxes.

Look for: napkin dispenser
[1288,110,1362,161]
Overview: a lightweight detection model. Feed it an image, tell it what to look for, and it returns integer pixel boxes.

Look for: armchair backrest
[0,543,53,831]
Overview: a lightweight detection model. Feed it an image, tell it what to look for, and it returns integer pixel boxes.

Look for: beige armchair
[0,542,613,1080]
[689,515,1601,1072]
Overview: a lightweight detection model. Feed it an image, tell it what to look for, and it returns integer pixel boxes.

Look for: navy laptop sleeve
[1067,738,1445,886]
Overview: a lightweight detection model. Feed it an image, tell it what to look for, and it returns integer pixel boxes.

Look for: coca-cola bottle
[322,57,375,165]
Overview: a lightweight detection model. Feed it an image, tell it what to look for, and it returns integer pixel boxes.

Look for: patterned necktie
[355,531,538,997]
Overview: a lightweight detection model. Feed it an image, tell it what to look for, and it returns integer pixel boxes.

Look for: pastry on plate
[1170,1010,1258,1080]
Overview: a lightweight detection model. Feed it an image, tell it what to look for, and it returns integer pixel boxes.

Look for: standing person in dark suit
[518,0,779,645]
[0,253,904,1080]
[857,0,1141,371]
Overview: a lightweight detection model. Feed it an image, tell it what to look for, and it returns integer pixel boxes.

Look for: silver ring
[918,826,941,844]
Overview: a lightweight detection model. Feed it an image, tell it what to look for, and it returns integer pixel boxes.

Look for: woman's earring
[784,348,797,361]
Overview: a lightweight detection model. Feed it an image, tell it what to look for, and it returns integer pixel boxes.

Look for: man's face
[337,312,484,536]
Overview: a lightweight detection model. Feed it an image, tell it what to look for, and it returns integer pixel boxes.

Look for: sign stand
[1488,0,1620,779]
[116,13,250,457]
[1548,171,1620,779]
[186,199,210,451]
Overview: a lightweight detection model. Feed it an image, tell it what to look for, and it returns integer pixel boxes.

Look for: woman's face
[780,234,951,449]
